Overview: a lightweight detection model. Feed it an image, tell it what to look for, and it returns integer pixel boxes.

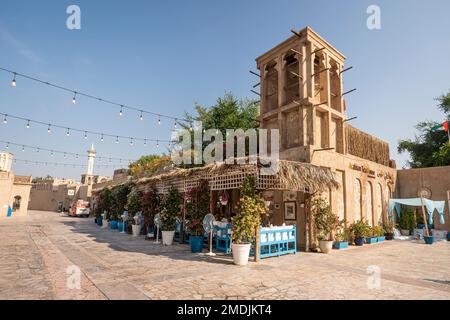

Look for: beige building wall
[255,27,397,248]
[0,171,32,217]
[396,166,450,231]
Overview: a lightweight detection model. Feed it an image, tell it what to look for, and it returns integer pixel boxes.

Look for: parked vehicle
[69,200,90,217]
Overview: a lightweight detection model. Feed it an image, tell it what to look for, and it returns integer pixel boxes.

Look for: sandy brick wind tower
[256,26,347,162]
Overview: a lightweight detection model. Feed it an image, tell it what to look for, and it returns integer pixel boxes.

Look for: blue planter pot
[190,236,204,253]
[377,236,385,242]
[333,241,348,249]
[447,232,450,241]
[118,221,126,232]
[418,223,424,229]
[354,237,364,246]
[424,236,434,245]
[366,237,378,244]
[97,216,103,226]
[109,220,118,230]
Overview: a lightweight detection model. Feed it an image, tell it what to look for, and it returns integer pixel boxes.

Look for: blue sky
[1,0,449,180]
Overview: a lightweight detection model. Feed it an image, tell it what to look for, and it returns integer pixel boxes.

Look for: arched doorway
[375,184,383,225]
[13,195,21,211]
[354,179,362,221]
[366,182,374,226]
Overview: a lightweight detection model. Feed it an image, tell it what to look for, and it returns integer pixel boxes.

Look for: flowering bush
[188,219,204,237]
[185,180,209,236]
[311,197,339,241]
[160,185,181,231]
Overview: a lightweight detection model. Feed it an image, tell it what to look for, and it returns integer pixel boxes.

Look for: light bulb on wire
[116,136,119,144]
[84,131,87,139]
[139,111,143,121]
[158,116,161,125]
[72,92,77,105]
[101,134,104,142]
[11,73,16,87]
[66,128,70,137]
[119,105,123,116]
[47,124,51,133]
[26,120,30,129]
[3,114,7,124]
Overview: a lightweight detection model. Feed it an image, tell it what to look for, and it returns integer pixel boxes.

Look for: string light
[66,128,70,136]
[0,67,185,124]
[174,120,177,129]
[139,111,143,121]
[1,140,133,163]
[158,116,161,125]
[22,145,25,152]
[130,137,134,146]
[13,158,117,168]
[116,136,119,144]
[0,112,171,145]
[144,139,147,147]
[101,134,104,142]
[119,105,123,116]
[26,120,30,129]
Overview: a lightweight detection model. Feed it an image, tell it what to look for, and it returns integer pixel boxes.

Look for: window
[284,53,300,105]
[264,61,278,112]
[13,195,21,211]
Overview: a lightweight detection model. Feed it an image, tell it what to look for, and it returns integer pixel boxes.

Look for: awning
[389,198,445,225]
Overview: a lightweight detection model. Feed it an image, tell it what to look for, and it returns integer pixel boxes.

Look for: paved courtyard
[0,210,449,300]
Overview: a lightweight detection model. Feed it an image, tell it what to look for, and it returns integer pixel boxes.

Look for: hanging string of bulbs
[1,66,188,129]
[0,111,169,148]
[1,140,137,163]
[13,158,121,168]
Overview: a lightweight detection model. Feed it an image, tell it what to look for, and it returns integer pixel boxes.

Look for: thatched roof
[135,158,339,193]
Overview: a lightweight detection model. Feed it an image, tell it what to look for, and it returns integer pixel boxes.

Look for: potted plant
[186,180,209,253]
[126,190,143,236]
[160,185,181,246]
[349,219,370,246]
[373,226,385,242]
[311,197,339,254]
[140,187,160,238]
[95,188,113,227]
[110,184,131,230]
[333,220,349,250]
[231,176,268,266]
[399,208,416,236]
[383,221,394,240]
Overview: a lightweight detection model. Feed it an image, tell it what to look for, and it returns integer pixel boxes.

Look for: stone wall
[396,166,450,231]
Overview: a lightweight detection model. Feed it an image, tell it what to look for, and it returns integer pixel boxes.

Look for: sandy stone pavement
[0,210,449,300]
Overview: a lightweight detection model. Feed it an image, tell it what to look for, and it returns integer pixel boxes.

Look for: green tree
[184,92,260,133]
[398,91,450,168]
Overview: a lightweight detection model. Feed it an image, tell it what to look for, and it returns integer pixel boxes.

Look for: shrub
[311,197,339,241]
[94,188,113,218]
[231,176,268,244]
[399,207,416,230]
[185,180,209,236]
[140,187,160,231]
[334,220,349,242]
[110,184,132,220]
[349,219,370,238]
[160,185,182,231]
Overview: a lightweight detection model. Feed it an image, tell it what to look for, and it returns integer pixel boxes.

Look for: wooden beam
[289,71,303,79]
[311,68,330,78]
[343,116,358,122]
[340,66,353,75]
[311,47,325,55]
[420,195,430,237]
[290,29,302,38]
[289,48,303,56]
[342,88,357,96]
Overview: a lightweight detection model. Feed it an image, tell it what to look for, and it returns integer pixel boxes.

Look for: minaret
[86,143,96,185]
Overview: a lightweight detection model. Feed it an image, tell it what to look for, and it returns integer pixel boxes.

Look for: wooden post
[254,225,260,262]
[180,198,186,244]
[420,195,430,237]
[447,190,450,215]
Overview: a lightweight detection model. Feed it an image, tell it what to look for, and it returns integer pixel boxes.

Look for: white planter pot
[400,229,410,236]
[132,224,141,237]
[232,243,251,266]
[319,240,333,254]
[102,220,109,229]
[161,230,175,246]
